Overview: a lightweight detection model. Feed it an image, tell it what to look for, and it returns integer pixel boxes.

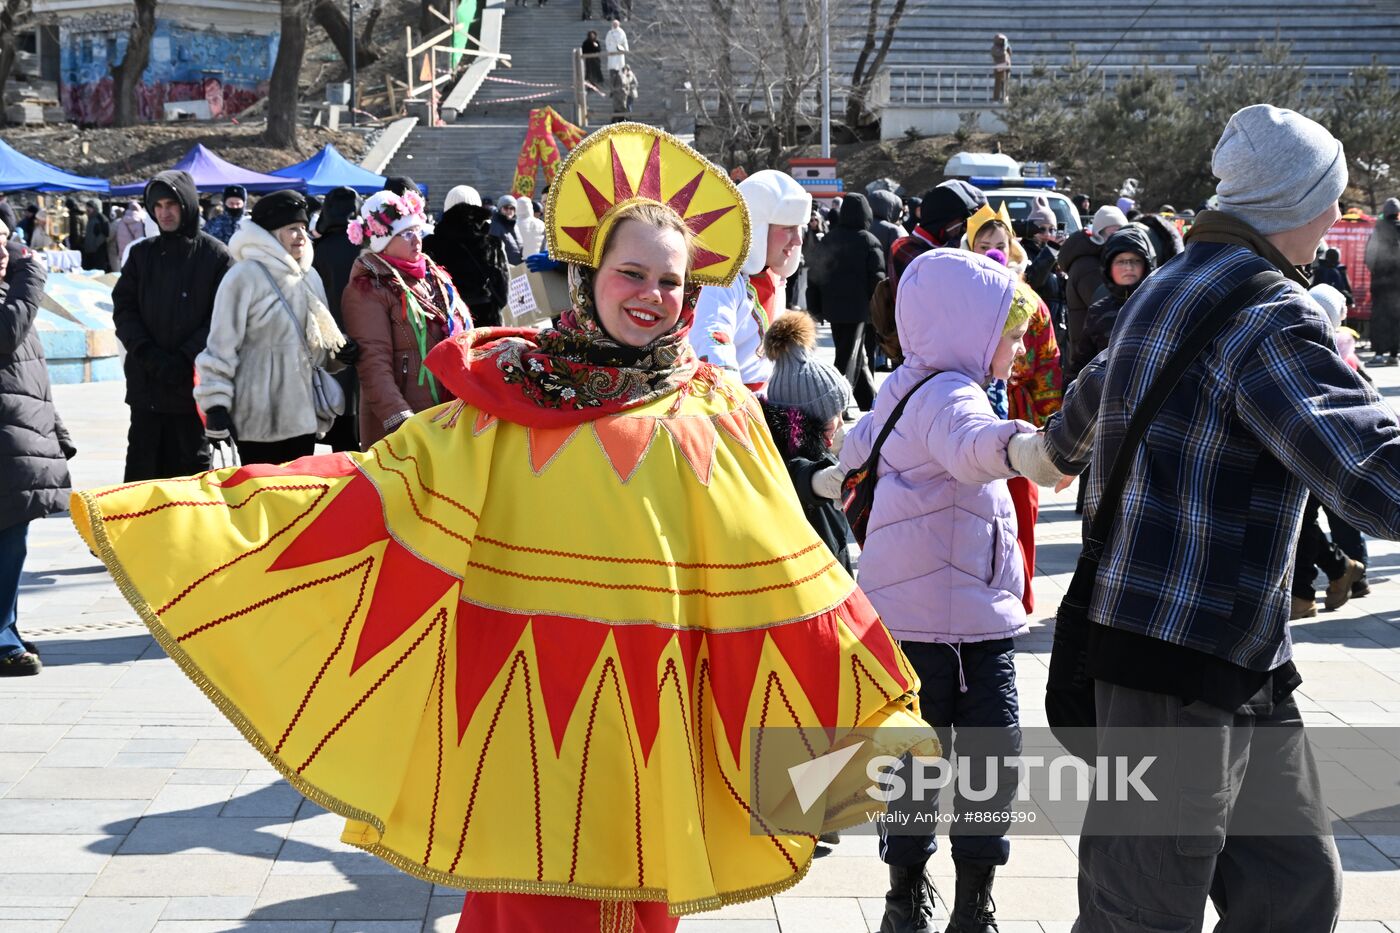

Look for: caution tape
[483,74,570,89]
[481,88,567,104]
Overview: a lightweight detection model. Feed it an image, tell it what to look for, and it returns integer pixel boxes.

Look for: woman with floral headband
[342,188,472,449]
[70,125,933,932]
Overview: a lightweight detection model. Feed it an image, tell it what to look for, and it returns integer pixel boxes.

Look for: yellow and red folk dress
[72,124,932,931]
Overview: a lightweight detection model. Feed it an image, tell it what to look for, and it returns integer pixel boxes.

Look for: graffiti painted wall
[59,19,277,125]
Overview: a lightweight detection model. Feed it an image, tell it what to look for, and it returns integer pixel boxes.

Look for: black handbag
[1047,269,1285,760]
[842,371,940,546]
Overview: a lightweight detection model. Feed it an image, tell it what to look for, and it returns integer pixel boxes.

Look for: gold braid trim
[73,490,818,917]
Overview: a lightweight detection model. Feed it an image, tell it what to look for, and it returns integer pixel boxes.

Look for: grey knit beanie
[762,314,852,422]
[1384,197,1400,217]
[1212,105,1347,235]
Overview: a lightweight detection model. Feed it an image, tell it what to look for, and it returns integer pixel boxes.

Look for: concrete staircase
[383,2,676,206]
[381,119,531,211]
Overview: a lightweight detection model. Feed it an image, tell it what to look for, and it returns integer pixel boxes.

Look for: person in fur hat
[195,190,359,465]
[689,169,811,390]
[759,312,855,573]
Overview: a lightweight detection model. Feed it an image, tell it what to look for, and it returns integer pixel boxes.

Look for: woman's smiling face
[592,218,689,347]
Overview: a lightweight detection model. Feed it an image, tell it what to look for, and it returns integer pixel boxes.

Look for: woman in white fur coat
[194,190,358,465]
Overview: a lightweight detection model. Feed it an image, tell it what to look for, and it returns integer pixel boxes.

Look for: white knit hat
[444,185,481,210]
[1089,205,1129,245]
[348,189,432,253]
[1308,284,1346,329]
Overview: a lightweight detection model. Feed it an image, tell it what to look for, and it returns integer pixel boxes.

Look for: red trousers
[1007,476,1038,614]
[456,892,680,933]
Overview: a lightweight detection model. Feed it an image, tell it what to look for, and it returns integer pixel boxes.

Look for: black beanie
[251,189,309,232]
[917,180,986,241]
[385,176,418,198]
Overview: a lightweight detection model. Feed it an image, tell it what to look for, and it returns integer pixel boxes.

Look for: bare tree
[651,0,832,165]
[0,0,30,124]
[266,0,310,148]
[111,0,158,126]
[313,0,381,69]
[844,0,908,131]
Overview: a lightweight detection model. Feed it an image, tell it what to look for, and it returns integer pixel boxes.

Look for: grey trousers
[1073,680,1341,932]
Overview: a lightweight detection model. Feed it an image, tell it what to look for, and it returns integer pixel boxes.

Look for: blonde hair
[1005,281,1038,336]
[599,202,697,270]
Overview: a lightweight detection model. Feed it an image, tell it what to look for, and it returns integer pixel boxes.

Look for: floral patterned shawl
[425,264,730,428]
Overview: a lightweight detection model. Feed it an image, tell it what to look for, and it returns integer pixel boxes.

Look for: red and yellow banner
[512,106,587,198]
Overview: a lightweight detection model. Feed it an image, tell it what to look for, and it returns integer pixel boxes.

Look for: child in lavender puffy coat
[838,248,1063,933]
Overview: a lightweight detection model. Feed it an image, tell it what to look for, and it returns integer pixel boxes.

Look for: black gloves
[335,337,361,366]
[203,406,235,443]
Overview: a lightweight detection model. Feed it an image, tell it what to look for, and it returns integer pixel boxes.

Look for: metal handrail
[882,62,1400,106]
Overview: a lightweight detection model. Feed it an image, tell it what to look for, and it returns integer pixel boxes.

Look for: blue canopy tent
[110,144,303,197]
[269,144,386,195]
[0,138,110,193]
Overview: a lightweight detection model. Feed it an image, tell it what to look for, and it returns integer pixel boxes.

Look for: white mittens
[811,464,846,500]
[1007,432,1064,488]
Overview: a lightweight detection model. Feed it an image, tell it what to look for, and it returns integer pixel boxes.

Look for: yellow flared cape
[72,376,931,915]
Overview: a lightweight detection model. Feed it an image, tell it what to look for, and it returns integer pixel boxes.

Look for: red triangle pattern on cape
[216,453,360,489]
[676,627,704,695]
[473,409,498,435]
[268,472,388,571]
[660,417,717,486]
[453,603,531,742]
[528,425,581,475]
[705,628,768,765]
[767,612,842,737]
[611,624,676,762]
[351,539,457,673]
[839,590,909,690]
[592,416,658,483]
[531,613,612,755]
[714,410,754,453]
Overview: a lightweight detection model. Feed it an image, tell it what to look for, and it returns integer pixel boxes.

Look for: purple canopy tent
[110,144,304,197]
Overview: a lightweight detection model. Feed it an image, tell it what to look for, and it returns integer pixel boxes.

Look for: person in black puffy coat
[423,186,509,328]
[806,193,886,409]
[313,187,365,452]
[1071,225,1156,376]
[111,170,233,481]
[0,239,75,677]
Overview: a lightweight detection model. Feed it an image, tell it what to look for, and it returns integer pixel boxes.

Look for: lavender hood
[840,248,1032,643]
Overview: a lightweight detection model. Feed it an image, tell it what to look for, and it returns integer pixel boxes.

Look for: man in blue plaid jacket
[1034,105,1384,931]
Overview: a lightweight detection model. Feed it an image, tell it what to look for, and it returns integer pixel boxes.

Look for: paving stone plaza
[5,362,1400,933]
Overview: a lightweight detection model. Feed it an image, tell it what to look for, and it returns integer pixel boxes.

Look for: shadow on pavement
[88,783,444,928]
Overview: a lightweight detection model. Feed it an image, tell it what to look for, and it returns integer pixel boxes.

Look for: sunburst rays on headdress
[544,122,751,287]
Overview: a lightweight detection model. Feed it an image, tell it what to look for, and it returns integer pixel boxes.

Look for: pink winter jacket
[840,249,1034,644]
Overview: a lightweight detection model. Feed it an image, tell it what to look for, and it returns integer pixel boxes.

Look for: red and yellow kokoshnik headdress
[544,122,751,287]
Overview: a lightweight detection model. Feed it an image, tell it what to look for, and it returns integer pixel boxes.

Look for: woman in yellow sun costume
[72,124,932,932]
